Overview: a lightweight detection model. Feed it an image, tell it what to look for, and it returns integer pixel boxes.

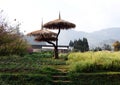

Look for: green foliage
[0,28,29,56]
[69,38,89,52]
[67,51,120,72]
[1,51,120,84]
[27,51,54,58]
[68,72,120,85]
[69,40,74,47]
[0,52,65,73]
[59,53,68,60]
[92,47,102,51]
[0,74,52,85]
[0,11,28,56]
[113,41,120,51]
[102,44,112,51]
[0,52,67,85]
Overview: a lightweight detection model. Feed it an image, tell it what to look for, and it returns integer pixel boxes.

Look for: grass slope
[0,51,120,85]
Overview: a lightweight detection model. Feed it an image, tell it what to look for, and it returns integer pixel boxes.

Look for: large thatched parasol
[27,21,57,51]
[43,14,75,29]
[43,13,76,59]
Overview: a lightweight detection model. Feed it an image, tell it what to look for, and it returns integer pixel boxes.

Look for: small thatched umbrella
[35,35,57,42]
[27,29,57,38]
[34,34,57,48]
[27,22,57,53]
[27,29,57,44]
[27,20,57,37]
[43,13,76,59]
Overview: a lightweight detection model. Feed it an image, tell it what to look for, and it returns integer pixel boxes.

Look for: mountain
[58,28,120,48]
[25,28,120,49]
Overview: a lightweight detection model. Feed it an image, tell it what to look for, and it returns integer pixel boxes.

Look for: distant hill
[58,28,120,48]
[25,28,120,49]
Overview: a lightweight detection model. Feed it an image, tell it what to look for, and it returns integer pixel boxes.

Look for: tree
[0,10,28,56]
[69,40,74,47]
[73,39,83,51]
[43,14,75,59]
[113,41,120,51]
[69,38,89,52]
[83,38,89,51]
[102,44,112,51]
[92,47,102,51]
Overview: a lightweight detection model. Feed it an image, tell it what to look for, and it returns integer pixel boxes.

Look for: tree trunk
[54,28,60,59]
[46,28,60,59]
[46,40,58,58]
[54,45,59,59]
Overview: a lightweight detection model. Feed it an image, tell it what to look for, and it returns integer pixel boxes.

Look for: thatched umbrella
[27,29,57,44]
[27,21,57,53]
[34,34,57,49]
[43,13,75,29]
[43,13,76,59]
[27,20,57,37]
[35,35,57,42]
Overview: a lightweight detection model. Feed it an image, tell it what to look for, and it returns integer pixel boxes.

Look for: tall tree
[0,10,28,56]
[113,41,120,51]
[102,44,112,51]
[70,38,89,52]
[69,40,74,47]
[83,37,89,51]
[43,13,76,59]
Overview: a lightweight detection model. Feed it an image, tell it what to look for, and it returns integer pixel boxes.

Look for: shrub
[0,74,52,85]
[67,51,120,72]
[59,53,68,60]
[0,11,29,56]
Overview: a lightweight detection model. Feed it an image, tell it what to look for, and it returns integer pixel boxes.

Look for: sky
[0,0,120,33]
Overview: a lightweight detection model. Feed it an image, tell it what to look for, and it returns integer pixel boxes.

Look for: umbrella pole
[54,44,58,59]
[54,28,60,59]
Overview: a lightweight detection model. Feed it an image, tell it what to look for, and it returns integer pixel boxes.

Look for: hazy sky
[0,0,120,33]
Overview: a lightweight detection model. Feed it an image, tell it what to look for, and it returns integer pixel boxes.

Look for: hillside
[25,28,120,48]
[58,28,120,48]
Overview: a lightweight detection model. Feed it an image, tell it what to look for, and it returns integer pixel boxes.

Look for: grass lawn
[0,51,120,85]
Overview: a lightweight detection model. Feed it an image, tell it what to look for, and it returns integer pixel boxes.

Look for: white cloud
[1,0,120,33]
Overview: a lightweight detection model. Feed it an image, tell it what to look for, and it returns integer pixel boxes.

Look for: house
[41,45,70,53]
[24,36,46,52]
[24,36,70,52]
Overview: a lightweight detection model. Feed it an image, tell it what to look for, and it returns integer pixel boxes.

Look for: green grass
[66,51,120,84]
[0,52,64,85]
[1,51,120,85]
[0,73,52,85]
[67,51,120,72]
[69,72,120,85]
[0,52,66,74]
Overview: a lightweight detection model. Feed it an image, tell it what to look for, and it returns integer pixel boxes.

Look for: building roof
[24,36,46,45]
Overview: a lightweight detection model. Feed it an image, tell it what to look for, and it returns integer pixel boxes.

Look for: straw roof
[27,29,57,36]
[27,29,57,41]
[35,35,57,42]
[43,19,76,29]
[43,13,76,29]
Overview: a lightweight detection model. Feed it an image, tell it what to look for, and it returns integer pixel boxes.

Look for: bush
[0,74,52,85]
[0,11,29,56]
[26,51,54,58]
[59,53,68,60]
[68,72,120,85]
[67,51,120,72]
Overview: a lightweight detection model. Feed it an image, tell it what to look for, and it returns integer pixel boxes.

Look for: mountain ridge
[25,28,120,49]
[58,28,120,48]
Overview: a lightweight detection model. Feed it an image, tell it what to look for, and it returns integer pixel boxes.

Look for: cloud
[1,0,120,33]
